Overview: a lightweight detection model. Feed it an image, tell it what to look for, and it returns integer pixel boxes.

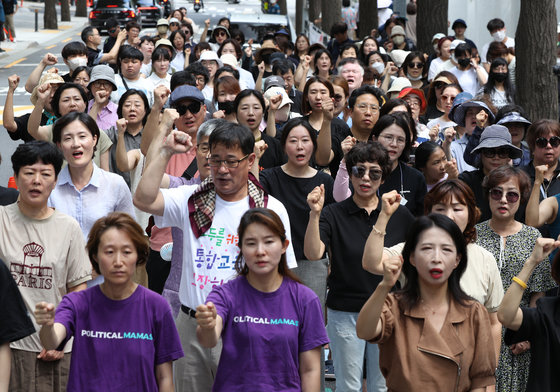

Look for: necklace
[420,298,448,316]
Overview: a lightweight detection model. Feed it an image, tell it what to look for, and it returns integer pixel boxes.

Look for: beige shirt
[385,242,504,312]
[0,203,91,352]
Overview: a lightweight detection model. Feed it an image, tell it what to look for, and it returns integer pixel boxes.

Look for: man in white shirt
[481,18,515,64]
[134,111,296,391]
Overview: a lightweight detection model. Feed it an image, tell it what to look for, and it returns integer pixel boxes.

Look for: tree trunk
[309,0,321,25]
[76,0,87,17]
[358,0,378,39]
[44,0,58,29]
[322,0,341,36]
[516,0,558,120]
[295,0,304,34]
[61,0,71,22]
[416,0,447,54]
[277,0,287,15]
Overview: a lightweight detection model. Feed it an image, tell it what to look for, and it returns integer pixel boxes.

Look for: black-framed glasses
[333,94,344,102]
[434,82,447,90]
[216,31,227,37]
[409,62,424,69]
[170,22,179,26]
[351,166,383,180]
[481,148,510,159]
[208,154,250,168]
[490,188,520,203]
[535,136,560,148]
[108,28,117,34]
[175,101,202,116]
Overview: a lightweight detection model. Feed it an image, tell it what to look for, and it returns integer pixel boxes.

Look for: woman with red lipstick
[357,213,497,391]
[475,165,557,392]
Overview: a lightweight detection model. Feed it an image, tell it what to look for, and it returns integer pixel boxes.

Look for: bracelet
[512,276,528,290]
[371,226,386,236]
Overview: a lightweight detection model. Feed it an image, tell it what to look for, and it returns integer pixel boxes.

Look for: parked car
[89,0,139,33]
[228,13,295,45]
[135,0,163,28]
[89,0,163,33]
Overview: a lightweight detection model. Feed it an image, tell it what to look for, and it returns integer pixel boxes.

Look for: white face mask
[407,72,423,81]
[371,61,385,74]
[67,57,87,72]
[492,29,506,42]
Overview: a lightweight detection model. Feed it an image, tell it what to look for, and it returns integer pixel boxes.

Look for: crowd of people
[1,3,560,391]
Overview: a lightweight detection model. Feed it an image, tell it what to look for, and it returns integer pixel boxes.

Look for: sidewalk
[0,2,88,65]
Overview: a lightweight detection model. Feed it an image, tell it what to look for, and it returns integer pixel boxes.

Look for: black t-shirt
[11,112,51,142]
[379,162,427,217]
[319,197,414,312]
[0,187,18,206]
[504,296,560,392]
[302,115,351,179]
[424,104,444,123]
[87,46,101,67]
[0,261,35,344]
[259,166,335,260]
[288,89,303,115]
[257,133,286,171]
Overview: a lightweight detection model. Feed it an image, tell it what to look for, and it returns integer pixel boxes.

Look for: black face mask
[491,72,508,83]
[458,58,471,68]
[218,101,235,114]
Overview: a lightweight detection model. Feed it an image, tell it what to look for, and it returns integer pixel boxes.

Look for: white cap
[264,86,293,108]
[387,77,412,94]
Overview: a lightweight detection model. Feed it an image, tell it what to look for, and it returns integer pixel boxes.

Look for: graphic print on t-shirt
[10,242,52,289]
[192,227,239,292]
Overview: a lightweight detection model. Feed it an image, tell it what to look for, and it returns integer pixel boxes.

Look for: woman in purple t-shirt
[34,212,184,391]
[196,208,329,391]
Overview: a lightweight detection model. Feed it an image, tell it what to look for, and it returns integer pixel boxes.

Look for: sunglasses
[170,23,179,26]
[175,101,202,116]
[481,148,510,159]
[409,62,424,69]
[351,166,383,180]
[490,188,520,203]
[333,94,344,102]
[535,136,560,148]
[434,82,447,90]
[108,28,117,34]
[216,31,227,37]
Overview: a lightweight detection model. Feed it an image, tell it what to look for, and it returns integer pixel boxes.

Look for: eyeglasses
[351,166,383,180]
[434,82,447,90]
[404,98,420,108]
[216,31,227,37]
[333,94,344,102]
[175,101,202,116]
[355,104,379,113]
[197,142,210,154]
[380,134,406,145]
[535,136,560,148]
[208,154,250,168]
[195,76,206,85]
[409,62,424,69]
[490,188,520,203]
[170,23,179,26]
[108,28,117,34]
[91,80,112,89]
[481,148,510,159]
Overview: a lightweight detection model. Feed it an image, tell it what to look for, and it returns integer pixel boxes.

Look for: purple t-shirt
[55,284,184,391]
[208,276,329,391]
